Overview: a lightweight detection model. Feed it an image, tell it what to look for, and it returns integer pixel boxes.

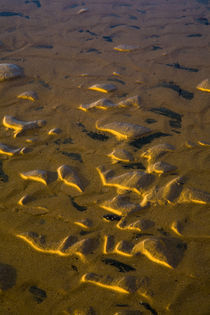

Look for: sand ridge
[0,0,209,314]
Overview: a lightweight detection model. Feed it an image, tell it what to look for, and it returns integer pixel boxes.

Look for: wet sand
[0,0,210,314]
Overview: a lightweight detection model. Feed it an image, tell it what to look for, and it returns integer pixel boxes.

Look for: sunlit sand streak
[80,274,129,294]
[57,165,84,193]
[96,122,128,140]
[96,121,151,141]
[100,204,123,215]
[0,143,21,156]
[17,91,38,102]
[16,234,86,261]
[88,83,117,93]
[113,243,133,258]
[96,167,148,195]
[171,222,210,240]
[2,115,46,137]
[78,98,116,111]
[196,78,210,92]
[20,170,48,185]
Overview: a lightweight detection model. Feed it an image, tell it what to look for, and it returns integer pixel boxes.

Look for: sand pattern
[0,0,209,314]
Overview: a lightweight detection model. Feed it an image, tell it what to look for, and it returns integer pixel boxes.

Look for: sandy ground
[0,0,210,314]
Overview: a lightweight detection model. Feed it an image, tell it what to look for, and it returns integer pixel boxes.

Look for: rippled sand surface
[0,0,210,314]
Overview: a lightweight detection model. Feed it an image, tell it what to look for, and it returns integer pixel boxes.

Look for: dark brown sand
[0,0,210,314]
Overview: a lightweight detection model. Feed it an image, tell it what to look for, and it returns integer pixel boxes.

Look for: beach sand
[0,0,210,313]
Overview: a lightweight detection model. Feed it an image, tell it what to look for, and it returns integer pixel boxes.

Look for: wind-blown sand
[0,0,209,314]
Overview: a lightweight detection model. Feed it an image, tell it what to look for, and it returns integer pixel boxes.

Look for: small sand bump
[88,83,117,93]
[20,169,49,185]
[198,140,210,147]
[96,121,151,140]
[20,147,31,154]
[0,142,21,156]
[140,176,185,206]
[132,238,175,269]
[68,238,99,259]
[26,137,37,143]
[171,221,183,236]
[100,194,141,215]
[196,78,210,92]
[160,176,184,204]
[79,98,116,111]
[74,218,93,229]
[48,128,62,135]
[117,218,154,232]
[17,233,96,260]
[17,90,38,101]
[3,115,46,137]
[77,8,88,14]
[178,187,210,204]
[103,235,116,254]
[114,240,134,257]
[0,63,23,81]
[112,71,120,76]
[81,273,131,294]
[18,194,32,206]
[57,165,84,192]
[147,161,177,174]
[118,96,141,108]
[108,148,134,163]
[97,166,154,195]
[114,45,138,52]
[185,141,196,148]
[141,143,175,162]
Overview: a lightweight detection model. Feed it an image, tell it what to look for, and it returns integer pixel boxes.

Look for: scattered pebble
[0,63,23,81]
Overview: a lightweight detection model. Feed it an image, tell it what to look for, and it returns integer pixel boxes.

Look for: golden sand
[0,0,209,314]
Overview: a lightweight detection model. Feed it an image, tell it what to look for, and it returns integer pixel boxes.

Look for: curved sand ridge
[108,147,134,164]
[79,95,141,111]
[0,142,22,156]
[17,90,38,102]
[88,83,117,93]
[0,45,209,314]
[96,121,151,140]
[57,165,85,192]
[97,166,154,195]
[3,115,46,137]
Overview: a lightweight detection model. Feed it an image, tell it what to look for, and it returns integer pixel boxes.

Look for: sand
[0,0,210,314]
